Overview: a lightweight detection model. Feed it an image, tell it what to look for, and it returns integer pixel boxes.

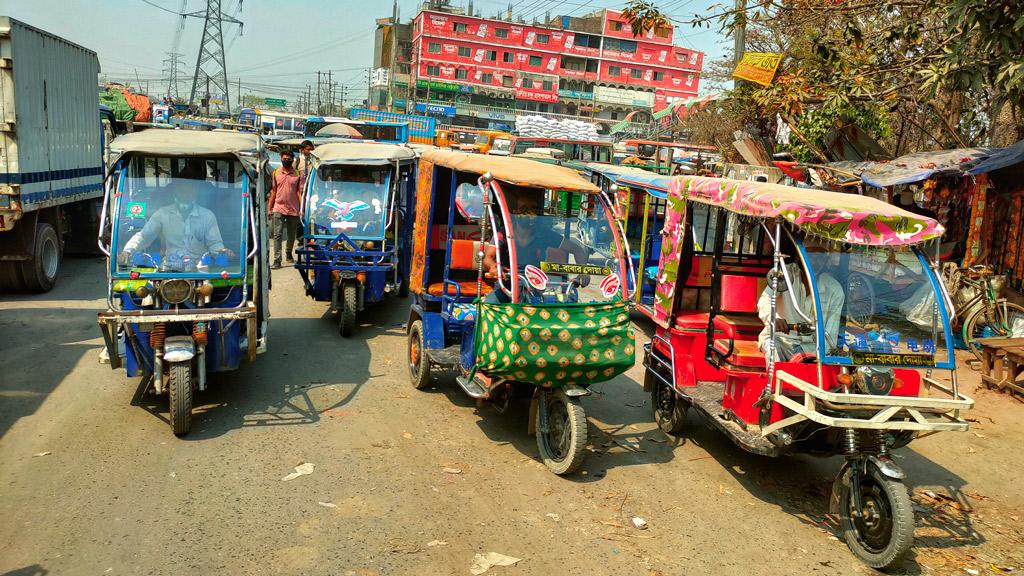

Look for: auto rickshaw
[295,142,417,336]
[407,150,635,475]
[96,130,270,435]
[633,174,973,568]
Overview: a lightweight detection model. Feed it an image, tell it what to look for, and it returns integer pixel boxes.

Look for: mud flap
[829,461,852,516]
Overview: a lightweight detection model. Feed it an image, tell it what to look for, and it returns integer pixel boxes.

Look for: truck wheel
[0,262,24,291]
[168,361,193,436]
[20,222,61,293]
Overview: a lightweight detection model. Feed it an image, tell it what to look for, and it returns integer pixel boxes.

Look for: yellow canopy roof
[421,149,599,193]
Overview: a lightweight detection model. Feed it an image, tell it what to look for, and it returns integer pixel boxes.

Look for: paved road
[1,257,1021,575]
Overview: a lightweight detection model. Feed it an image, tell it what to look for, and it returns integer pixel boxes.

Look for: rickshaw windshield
[457,132,477,145]
[112,156,248,278]
[307,165,390,240]
[507,188,625,304]
[492,139,512,153]
[801,244,954,369]
[474,133,490,146]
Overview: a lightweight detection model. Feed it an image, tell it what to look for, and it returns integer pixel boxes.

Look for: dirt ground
[1,257,1021,576]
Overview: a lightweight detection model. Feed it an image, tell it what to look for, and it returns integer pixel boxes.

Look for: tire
[536,389,588,475]
[0,262,24,292]
[168,361,193,436]
[838,464,914,570]
[408,319,431,389]
[338,282,357,337]
[650,370,688,435]
[21,222,61,293]
[963,301,1024,363]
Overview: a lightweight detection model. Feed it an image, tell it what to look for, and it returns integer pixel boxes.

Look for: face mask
[282,159,293,168]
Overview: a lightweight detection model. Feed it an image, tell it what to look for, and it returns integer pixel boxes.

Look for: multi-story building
[375,0,703,131]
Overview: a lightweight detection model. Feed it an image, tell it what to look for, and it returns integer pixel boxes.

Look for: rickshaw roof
[615,174,944,246]
[422,149,599,193]
[603,168,671,198]
[108,130,265,175]
[585,162,653,181]
[314,142,416,165]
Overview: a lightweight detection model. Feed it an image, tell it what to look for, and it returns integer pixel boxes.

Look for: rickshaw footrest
[455,375,488,399]
[688,382,782,457]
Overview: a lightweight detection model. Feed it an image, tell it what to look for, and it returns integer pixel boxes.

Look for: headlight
[855,366,895,395]
[159,279,193,304]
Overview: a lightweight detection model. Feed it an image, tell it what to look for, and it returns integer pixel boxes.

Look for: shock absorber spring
[150,322,166,349]
[844,428,859,455]
[877,430,888,456]
[192,321,208,346]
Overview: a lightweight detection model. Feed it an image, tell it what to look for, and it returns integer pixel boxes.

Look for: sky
[0,0,729,105]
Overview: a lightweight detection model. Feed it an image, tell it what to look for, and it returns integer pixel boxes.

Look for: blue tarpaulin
[968,139,1024,175]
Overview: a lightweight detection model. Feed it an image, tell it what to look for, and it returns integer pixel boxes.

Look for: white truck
[0,17,111,292]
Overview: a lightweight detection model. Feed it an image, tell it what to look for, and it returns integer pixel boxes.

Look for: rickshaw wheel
[838,464,914,569]
[649,374,687,435]
[168,361,193,436]
[536,389,587,475]
[408,320,431,389]
[338,282,357,337]
[963,301,1024,364]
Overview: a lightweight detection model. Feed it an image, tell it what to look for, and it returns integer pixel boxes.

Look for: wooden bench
[976,336,1024,397]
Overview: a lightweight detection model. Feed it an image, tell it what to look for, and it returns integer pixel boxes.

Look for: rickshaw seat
[673,311,709,331]
[714,314,763,339]
[429,239,494,297]
[712,339,765,369]
[428,281,493,297]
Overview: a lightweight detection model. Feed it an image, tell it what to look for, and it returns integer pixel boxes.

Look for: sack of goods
[515,115,599,140]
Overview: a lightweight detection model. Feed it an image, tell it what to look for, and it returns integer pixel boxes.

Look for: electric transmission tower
[185,0,243,113]
[162,51,186,101]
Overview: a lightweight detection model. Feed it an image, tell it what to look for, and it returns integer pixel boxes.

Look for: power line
[137,0,184,16]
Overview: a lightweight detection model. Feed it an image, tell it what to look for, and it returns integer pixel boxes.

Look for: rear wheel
[838,464,914,570]
[21,222,61,293]
[168,361,193,436]
[408,319,431,389]
[964,301,1024,363]
[338,282,357,337]
[536,389,587,475]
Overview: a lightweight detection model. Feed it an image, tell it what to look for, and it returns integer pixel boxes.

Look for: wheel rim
[655,381,676,423]
[40,235,59,279]
[409,333,421,377]
[543,397,571,461]
[850,478,895,554]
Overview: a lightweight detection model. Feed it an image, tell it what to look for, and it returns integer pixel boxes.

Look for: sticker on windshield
[599,273,620,298]
[126,201,147,219]
[849,352,935,367]
[524,265,548,290]
[540,262,611,276]
[324,199,370,221]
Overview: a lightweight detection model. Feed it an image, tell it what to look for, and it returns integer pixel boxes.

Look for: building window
[630,68,642,79]
[426,64,440,76]
[496,28,509,39]
[458,46,471,57]
[453,22,467,33]
[503,52,514,63]
[539,104,549,112]
[653,71,664,81]
[575,33,597,48]
[675,51,687,63]
[610,111,619,120]
[608,66,621,76]
[427,42,441,54]
[542,80,553,91]
[528,55,542,67]
[456,69,468,79]
[502,76,514,87]
[610,21,623,31]
[522,78,534,88]
[537,33,549,44]
[605,38,637,53]
[586,60,598,73]
[482,73,493,83]
[654,25,670,38]
[486,50,497,61]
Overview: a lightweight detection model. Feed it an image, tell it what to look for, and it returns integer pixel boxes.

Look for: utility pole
[328,70,333,116]
[734,0,746,67]
[162,51,186,101]
[186,0,243,114]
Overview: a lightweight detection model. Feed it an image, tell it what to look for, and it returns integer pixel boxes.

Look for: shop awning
[859,147,992,188]
[967,138,1024,175]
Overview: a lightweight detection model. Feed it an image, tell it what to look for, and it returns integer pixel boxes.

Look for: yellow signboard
[732,52,783,86]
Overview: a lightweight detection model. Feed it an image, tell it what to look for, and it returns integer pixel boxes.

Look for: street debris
[426,540,448,547]
[402,432,413,439]
[442,467,462,474]
[546,513,561,522]
[632,517,649,530]
[318,501,337,508]
[470,552,522,575]
[964,568,980,575]
[281,462,315,481]
[33,451,51,457]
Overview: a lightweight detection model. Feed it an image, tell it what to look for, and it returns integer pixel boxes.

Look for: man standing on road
[297,140,315,191]
[268,150,301,269]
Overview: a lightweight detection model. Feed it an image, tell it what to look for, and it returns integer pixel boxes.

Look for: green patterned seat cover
[474,301,635,387]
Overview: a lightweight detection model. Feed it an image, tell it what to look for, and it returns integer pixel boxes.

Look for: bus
[237,108,306,134]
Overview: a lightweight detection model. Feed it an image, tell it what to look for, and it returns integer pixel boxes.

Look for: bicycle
[943,263,1024,363]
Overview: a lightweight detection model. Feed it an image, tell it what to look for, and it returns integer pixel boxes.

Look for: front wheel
[338,282,357,337]
[536,389,588,475]
[408,319,431,389]
[650,370,687,435]
[838,464,914,570]
[168,361,193,435]
[963,300,1024,363]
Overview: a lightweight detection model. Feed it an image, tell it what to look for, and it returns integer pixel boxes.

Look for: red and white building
[403,5,704,127]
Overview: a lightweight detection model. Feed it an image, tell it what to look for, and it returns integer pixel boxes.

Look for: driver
[756,259,844,363]
[120,179,226,266]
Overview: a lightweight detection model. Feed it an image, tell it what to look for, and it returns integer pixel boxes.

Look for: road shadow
[130,298,409,440]
[675,413,980,573]
[1,566,48,576]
